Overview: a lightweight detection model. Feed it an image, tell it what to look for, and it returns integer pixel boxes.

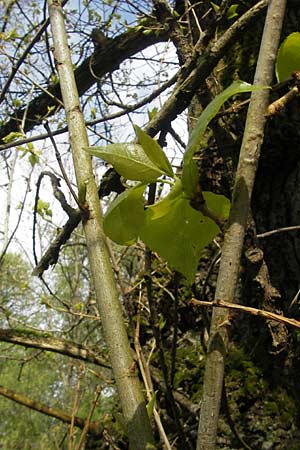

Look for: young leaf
[140,180,220,283]
[86,143,164,182]
[103,183,146,245]
[146,391,157,418]
[148,107,158,120]
[182,80,268,196]
[227,4,239,20]
[36,199,52,218]
[3,131,25,144]
[210,2,220,13]
[134,125,174,178]
[276,32,300,82]
[28,153,39,167]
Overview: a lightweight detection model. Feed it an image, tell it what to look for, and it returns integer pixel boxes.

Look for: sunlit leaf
[3,131,25,144]
[140,180,220,282]
[28,153,39,167]
[36,199,52,218]
[227,4,239,20]
[148,107,158,120]
[86,143,164,182]
[182,80,268,196]
[276,32,300,82]
[134,125,174,178]
[103,183,146,245]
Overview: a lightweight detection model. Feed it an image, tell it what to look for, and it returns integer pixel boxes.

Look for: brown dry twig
[75,385,102,450]
[191,298,300,329]
[69,364,84,450]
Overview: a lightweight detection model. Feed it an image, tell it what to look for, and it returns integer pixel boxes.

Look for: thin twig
[267,84,300,117]
[75,385,102,450]
[69,364,84,450]
[257,225,300,238]
[0,71,178,153]
[170,272,179,388]
[191,298,300,330]
[43,121,81,209]
[134,297,172,450]
[222,381,253,450]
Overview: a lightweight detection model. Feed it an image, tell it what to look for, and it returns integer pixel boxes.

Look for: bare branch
[0,22,168,143]
[0,385,103,436]
[191,299,300,330]
[0,328,111,368]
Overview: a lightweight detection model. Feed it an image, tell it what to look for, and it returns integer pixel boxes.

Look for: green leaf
[28,152,39,167]
[148,107,158,121]
[36,199,52,218]
[103,183,146,245]
[227,4,239,20]
[181,158,199,198]
[210,2,220,13]
[13,99,22,108]
[182,80,267,196]
[159,316,167,330]
[134,125,174,178]
[140,180,220,282]
[146,391,157,418]
[276,32,300,82]
[3,131,25,143]
[86,143,164,182]
[203,191,231,219]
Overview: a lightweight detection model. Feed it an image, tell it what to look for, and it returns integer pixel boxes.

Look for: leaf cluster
[86,81,264,282]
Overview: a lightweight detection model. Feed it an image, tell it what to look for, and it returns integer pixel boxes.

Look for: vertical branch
[75,385,102,450]
[197,1,287,449]
[2,151,18,250]
[47,2,155,449]
[69,364,83,450]
[170,272,179,387]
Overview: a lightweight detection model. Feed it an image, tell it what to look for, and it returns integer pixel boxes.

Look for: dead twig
[75,385,102,450]
[69,364,84,450]
[134,294,172,450]
[191,298,300,329]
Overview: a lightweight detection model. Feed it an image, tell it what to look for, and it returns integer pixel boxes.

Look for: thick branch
[0,328,110,368]
[33,168,125,277]
[145,0,268,137]
[0,24,167,144]
[0,327,196,419]
[0,2,267,145]
[0,385,103,435]
[32,208,81,276]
